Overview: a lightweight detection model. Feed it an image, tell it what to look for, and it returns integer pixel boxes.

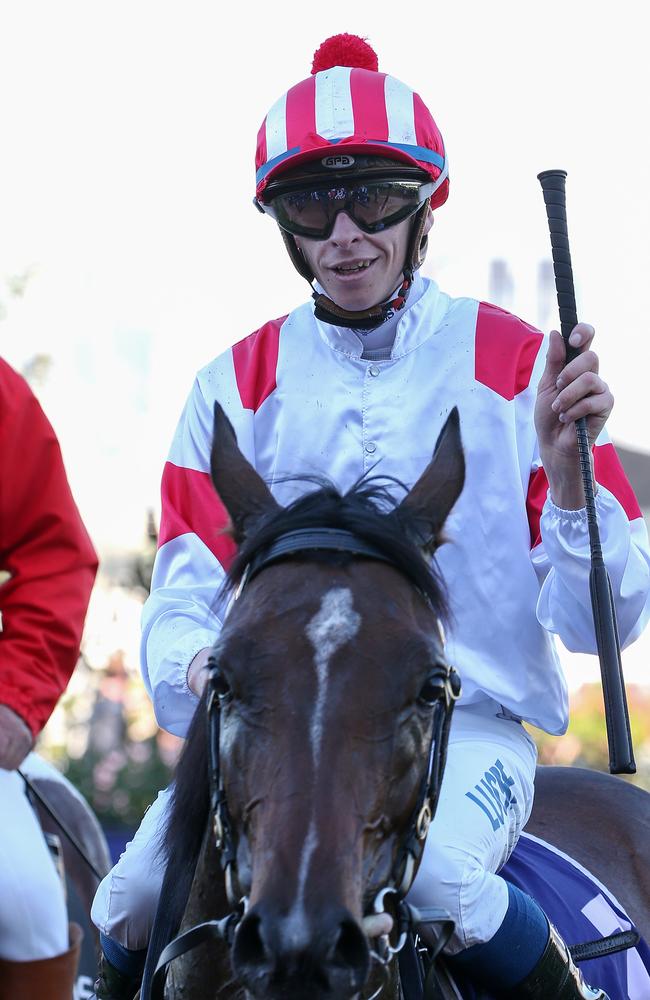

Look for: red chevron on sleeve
[593,443,642,521]
[158,461,237,570]
[527,466,549,549]
[232,316,286,412]
[526,443,643,549]
[475,303,544,401]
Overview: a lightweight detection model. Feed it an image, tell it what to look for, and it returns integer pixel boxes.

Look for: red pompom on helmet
[255,33,449,210]
[311,33,379,73]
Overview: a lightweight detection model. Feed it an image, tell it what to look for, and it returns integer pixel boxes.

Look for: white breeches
[0,759,69,960]
[407,700,537,953]
[92,701,537,954]
[91,786,171,951]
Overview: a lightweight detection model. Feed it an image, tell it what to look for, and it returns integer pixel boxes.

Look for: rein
[148,527,460,1000]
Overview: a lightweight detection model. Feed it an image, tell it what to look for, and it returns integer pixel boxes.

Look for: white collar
[312,273,447,360]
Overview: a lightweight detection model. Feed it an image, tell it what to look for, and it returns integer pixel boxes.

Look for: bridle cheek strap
[369,668,459,968]
[206,663,241,907]
[390,667,460,902]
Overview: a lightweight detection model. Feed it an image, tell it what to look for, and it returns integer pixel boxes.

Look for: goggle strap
[408,199,432,272]
[429,157,449,198]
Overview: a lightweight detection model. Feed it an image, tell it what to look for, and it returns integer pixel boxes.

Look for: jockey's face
[294,207,433,313]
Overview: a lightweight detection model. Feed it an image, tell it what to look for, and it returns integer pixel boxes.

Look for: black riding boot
[504,923,610,999]
[90,950,142,1000]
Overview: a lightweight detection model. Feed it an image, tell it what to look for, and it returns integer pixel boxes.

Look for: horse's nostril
[234,905,370,998]
[331,917,369,974]
[233,912,268,969]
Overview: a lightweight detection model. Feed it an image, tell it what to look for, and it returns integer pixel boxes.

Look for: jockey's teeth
[336,261,371,273]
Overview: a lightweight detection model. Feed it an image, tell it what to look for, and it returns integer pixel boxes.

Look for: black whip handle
[537,169,635,774]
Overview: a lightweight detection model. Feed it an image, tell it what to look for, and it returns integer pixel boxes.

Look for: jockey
[0,358,98,997]
[90,34,650,1000]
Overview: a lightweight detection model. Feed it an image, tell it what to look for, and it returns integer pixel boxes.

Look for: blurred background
[1,0,649,855]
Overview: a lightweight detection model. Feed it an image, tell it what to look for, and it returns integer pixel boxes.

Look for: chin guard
[312,271,413,330]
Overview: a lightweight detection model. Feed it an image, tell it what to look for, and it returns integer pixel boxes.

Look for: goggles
[256,176,435,240]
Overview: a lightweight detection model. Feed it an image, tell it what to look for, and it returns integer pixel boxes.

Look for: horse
[18,752,112,998]
[141,403,650,1000]
[527,765,650,944]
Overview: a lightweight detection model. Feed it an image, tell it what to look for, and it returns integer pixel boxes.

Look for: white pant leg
[407,701,537,955]
[91,785,173,951]
[0,769,69,960]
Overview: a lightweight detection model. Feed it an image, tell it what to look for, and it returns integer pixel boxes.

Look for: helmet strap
[280,228,315,282]
[408,198,431,271]
[312,271,413,330]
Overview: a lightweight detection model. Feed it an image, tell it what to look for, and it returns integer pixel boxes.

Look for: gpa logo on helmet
[321,154,356,169]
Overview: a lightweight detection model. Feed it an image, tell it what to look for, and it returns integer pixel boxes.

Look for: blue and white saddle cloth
[498,832,650,999]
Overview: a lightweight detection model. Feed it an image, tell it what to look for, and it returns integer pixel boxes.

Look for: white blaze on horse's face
[284,586,361,936]
[305,586,361,774]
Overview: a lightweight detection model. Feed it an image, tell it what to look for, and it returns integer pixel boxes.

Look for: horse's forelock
[222,476,449,623]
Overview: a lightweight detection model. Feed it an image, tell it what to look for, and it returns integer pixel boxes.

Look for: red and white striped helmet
[255,34,449,210]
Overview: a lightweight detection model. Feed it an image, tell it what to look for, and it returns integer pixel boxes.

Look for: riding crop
[537,169,635,774]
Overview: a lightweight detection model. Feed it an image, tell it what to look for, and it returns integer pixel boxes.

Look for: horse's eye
[209,667,232,702]
[418,673,445,707]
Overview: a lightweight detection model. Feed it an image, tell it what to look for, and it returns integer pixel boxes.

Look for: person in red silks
[0,357,98,999]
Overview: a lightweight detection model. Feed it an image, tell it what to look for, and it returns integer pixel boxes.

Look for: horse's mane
[158,476,449,926]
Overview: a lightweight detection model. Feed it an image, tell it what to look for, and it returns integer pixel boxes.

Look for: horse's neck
[172,831,238,998]
[180,830,229,927]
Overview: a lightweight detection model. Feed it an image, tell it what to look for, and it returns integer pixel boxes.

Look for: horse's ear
[211,402,280,543]
[394,407,465,551]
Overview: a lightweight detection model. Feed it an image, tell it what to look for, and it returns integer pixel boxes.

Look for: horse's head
[202,405,463,999]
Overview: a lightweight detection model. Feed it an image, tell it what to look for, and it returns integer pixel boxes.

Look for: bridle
[148,527,460,1000]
